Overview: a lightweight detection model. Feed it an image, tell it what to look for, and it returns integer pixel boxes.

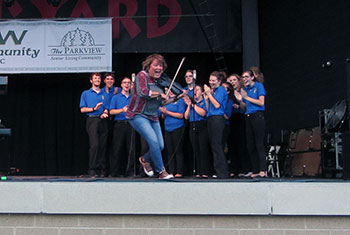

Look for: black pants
[207,115,229,178]
[105,118,114,174]
[222,124,230,149]
[190,121,210,175]
[86,117,108,173]
[164,126,185,174]
[228,113,250,174]
[245,112,266,173]
[110,121,135,176]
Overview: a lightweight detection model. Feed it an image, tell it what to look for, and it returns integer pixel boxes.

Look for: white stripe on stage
[1,178,350,216]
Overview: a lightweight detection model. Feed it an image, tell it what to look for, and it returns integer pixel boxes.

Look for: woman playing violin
[126,54,174,179]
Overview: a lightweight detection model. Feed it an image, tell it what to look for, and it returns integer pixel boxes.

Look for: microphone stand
[189,83,197,177]
[191,103,197,177]
[128,74,136,176]
[127,126,136,177]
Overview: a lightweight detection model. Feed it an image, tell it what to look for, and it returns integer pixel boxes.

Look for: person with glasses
[184,70,196,100]
[204,71,229,178]
[235,70,267,178]
[182,69,196,176]
[109,77,134,177]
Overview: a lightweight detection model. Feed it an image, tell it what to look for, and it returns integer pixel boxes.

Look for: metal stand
[346,58,350,131]
[267,145,281,178]
[322,132,343,178]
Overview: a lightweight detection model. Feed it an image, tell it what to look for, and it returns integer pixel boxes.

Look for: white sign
[0,19,112,74]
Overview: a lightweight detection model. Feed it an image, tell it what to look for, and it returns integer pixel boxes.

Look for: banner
[0,19,112,74]
[0,0,241,53]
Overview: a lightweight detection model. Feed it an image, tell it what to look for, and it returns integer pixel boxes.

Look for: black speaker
[342,131,350,179]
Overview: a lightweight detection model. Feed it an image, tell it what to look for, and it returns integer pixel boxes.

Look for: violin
[156,73,183,96]
[156,73,196,104]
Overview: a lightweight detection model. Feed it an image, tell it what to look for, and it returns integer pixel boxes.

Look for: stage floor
[0,174,348,183]
[1,175,350,216]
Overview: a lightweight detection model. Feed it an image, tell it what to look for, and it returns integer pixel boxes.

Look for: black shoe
[99,171,107,178]
[126,173,136,178]
[109,174,124,178]
[88,170,98,178]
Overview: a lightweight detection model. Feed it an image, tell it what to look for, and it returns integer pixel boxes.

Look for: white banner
[0,19,112,74]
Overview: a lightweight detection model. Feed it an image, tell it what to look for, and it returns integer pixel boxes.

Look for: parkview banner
[0,19,112,74]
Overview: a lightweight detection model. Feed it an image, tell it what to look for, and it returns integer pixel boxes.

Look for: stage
[1,176,350,216]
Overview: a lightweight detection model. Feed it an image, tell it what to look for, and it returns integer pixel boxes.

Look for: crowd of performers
[80,54,266,179]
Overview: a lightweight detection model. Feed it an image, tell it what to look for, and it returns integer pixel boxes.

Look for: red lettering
[147,0,181,38]
[70,0,94,18]
[108,0,141,39]
[7,0,23,18]
[31,0,68,18]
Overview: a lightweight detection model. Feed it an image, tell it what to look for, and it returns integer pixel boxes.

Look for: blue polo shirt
[224,99,234,125]
[109,92,131,120]
[184,86,194,100]
[163,98,186,132]
[243,82,266,114]
[188,99,207,122]
[80,88,108,116]
[103,86,121,108]
[207,86,227,117]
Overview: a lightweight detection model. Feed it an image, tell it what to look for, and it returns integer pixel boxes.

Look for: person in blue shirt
[103,72,121,106]
[109,77,133,177]
[236,70,267,178]
[203,71,229,178]
[183,69,196,100]
[182,69,196,176]
[102,72,121,177]
[159,89,186,178]
[227,74,245,115]
[227,74,250,178]
[184,85,210,178]
[79,72,109,177]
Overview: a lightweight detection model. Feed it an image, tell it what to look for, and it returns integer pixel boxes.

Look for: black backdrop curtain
[0,52,241,175]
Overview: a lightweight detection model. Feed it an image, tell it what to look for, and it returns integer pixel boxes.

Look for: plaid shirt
[126,70,162,122]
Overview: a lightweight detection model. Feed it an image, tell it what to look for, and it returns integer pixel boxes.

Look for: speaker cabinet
[285,127,322,177]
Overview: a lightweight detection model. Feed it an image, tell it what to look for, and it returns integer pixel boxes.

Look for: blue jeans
[128,115,165,173]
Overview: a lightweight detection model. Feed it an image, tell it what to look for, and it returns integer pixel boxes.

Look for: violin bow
[166,57,186,96]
